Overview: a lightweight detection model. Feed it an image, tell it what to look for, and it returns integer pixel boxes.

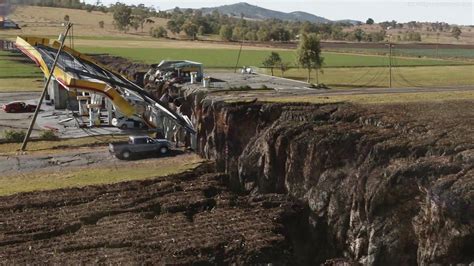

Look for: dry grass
[264,90,474,105]
[4,5,168,38]
[0,135,128,155]
[0,153,205,196]
[0,78,43,92]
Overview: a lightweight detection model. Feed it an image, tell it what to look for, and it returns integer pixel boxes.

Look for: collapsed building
[15,36,195,143]
[144,60,204,86]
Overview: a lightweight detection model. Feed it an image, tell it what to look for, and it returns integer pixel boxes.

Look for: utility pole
[385,34,393,88]
[385,30,393,88]
[234,33,244,73]
[389,41,392,88]
[20,23,72,151]
[436,32,440,58]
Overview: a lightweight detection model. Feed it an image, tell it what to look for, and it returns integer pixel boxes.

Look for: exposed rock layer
[195,100,473,265]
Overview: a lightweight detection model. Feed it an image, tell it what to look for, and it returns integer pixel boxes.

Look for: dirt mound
[0,164,304,264]
[91,54,149,85]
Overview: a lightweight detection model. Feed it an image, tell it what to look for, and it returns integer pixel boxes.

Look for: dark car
[2,101,37,113]
[109,136,171,160]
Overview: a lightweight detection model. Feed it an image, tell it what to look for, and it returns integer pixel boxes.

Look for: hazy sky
[87,0,473,25]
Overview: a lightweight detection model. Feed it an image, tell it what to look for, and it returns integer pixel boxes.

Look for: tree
[64,15,70,22]
[151,26,167,38]
[166,20,181,34]
[279,61,290,78]
[219,25,233,41]
[182,21,198,39]
[113,3,132,32]
[130,16,141,31]
[296,33,324,83]
[354,28,365,42]
[132,4,150,32]
[452,26,462,40]
[262,52,282,76]
[366,18,374,25]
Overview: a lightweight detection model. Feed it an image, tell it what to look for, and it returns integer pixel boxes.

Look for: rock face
[93,55,473,264]
[195,100,474,265]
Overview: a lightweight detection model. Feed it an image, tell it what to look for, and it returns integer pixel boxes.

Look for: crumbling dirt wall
[93,55,473,264]
[194,100,474,265]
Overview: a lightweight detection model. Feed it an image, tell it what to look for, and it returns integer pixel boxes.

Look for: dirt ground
[0,164,302,264]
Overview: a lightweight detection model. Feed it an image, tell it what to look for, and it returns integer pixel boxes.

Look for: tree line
[10,1,464,41]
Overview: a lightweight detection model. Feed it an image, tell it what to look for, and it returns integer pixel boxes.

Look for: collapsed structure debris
[15,36,196,139]
[144,60,204,86]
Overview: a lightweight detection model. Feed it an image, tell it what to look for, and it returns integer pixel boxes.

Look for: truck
[109,136,171,160]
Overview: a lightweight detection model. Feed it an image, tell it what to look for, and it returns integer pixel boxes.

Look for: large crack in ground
[0,56,472,264]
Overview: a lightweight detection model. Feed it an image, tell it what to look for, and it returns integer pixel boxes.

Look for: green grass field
[0,51,42,78]
[271,65,474,88]
[325,47,474,60]
[77,46,468,68]
[0,51,43,92]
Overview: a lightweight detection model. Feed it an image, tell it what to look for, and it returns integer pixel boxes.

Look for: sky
[87,0,473,25]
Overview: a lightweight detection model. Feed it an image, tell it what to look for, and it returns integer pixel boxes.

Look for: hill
[2,5,167,38]
[200,2,332,23]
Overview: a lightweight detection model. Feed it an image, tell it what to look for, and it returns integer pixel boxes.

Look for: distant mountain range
[175,2,361,24]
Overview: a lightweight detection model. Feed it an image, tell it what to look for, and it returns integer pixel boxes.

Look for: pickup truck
[109,136,171,160]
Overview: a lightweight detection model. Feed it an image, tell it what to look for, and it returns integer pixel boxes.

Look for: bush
[151,26,167,38]
[3,130,26,143]
[40,130,58,140]
[99,21,104,28]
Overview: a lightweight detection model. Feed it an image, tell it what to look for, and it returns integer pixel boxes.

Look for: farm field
[264,90,474,105]
[0,51,42,78]
[77,46,469,68]
[271,65,474,88]
[325,47,474,60]
[0,51,43,92]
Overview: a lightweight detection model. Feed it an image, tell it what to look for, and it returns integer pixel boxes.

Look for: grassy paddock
[325,47,474,60]
[264,90,474,105]
[0,154,205,196]
[0,135,128,155]
[269,65,474,88]
[0,78,43,92]
[77,46,466,68]
[0,51,42,78]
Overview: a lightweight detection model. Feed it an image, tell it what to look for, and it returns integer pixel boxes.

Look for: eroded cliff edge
[195,100,473,265]
[93,56,473,264]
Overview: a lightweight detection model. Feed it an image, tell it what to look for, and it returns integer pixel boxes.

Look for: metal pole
[234,34,244,73]
[20,23,72,151]
[389,42,392,88]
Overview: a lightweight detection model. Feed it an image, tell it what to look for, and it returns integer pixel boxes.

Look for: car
[111,117,147,130]
[109,136,171,160]
[2,101,37,113]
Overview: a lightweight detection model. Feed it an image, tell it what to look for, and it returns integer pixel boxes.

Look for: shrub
[40,130,58,140]
[151,26,167,38]
[99,21,104,28]
[3,129,26,143]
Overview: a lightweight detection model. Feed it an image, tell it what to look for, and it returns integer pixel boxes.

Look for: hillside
[1,5,167,38]
[200,2,332,23]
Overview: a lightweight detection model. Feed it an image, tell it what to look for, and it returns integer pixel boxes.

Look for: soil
[194,100,474,264]
[0,163,306,264]
[1,54,472,265]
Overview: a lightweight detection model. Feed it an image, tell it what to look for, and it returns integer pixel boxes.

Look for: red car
[2,101,37,113]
